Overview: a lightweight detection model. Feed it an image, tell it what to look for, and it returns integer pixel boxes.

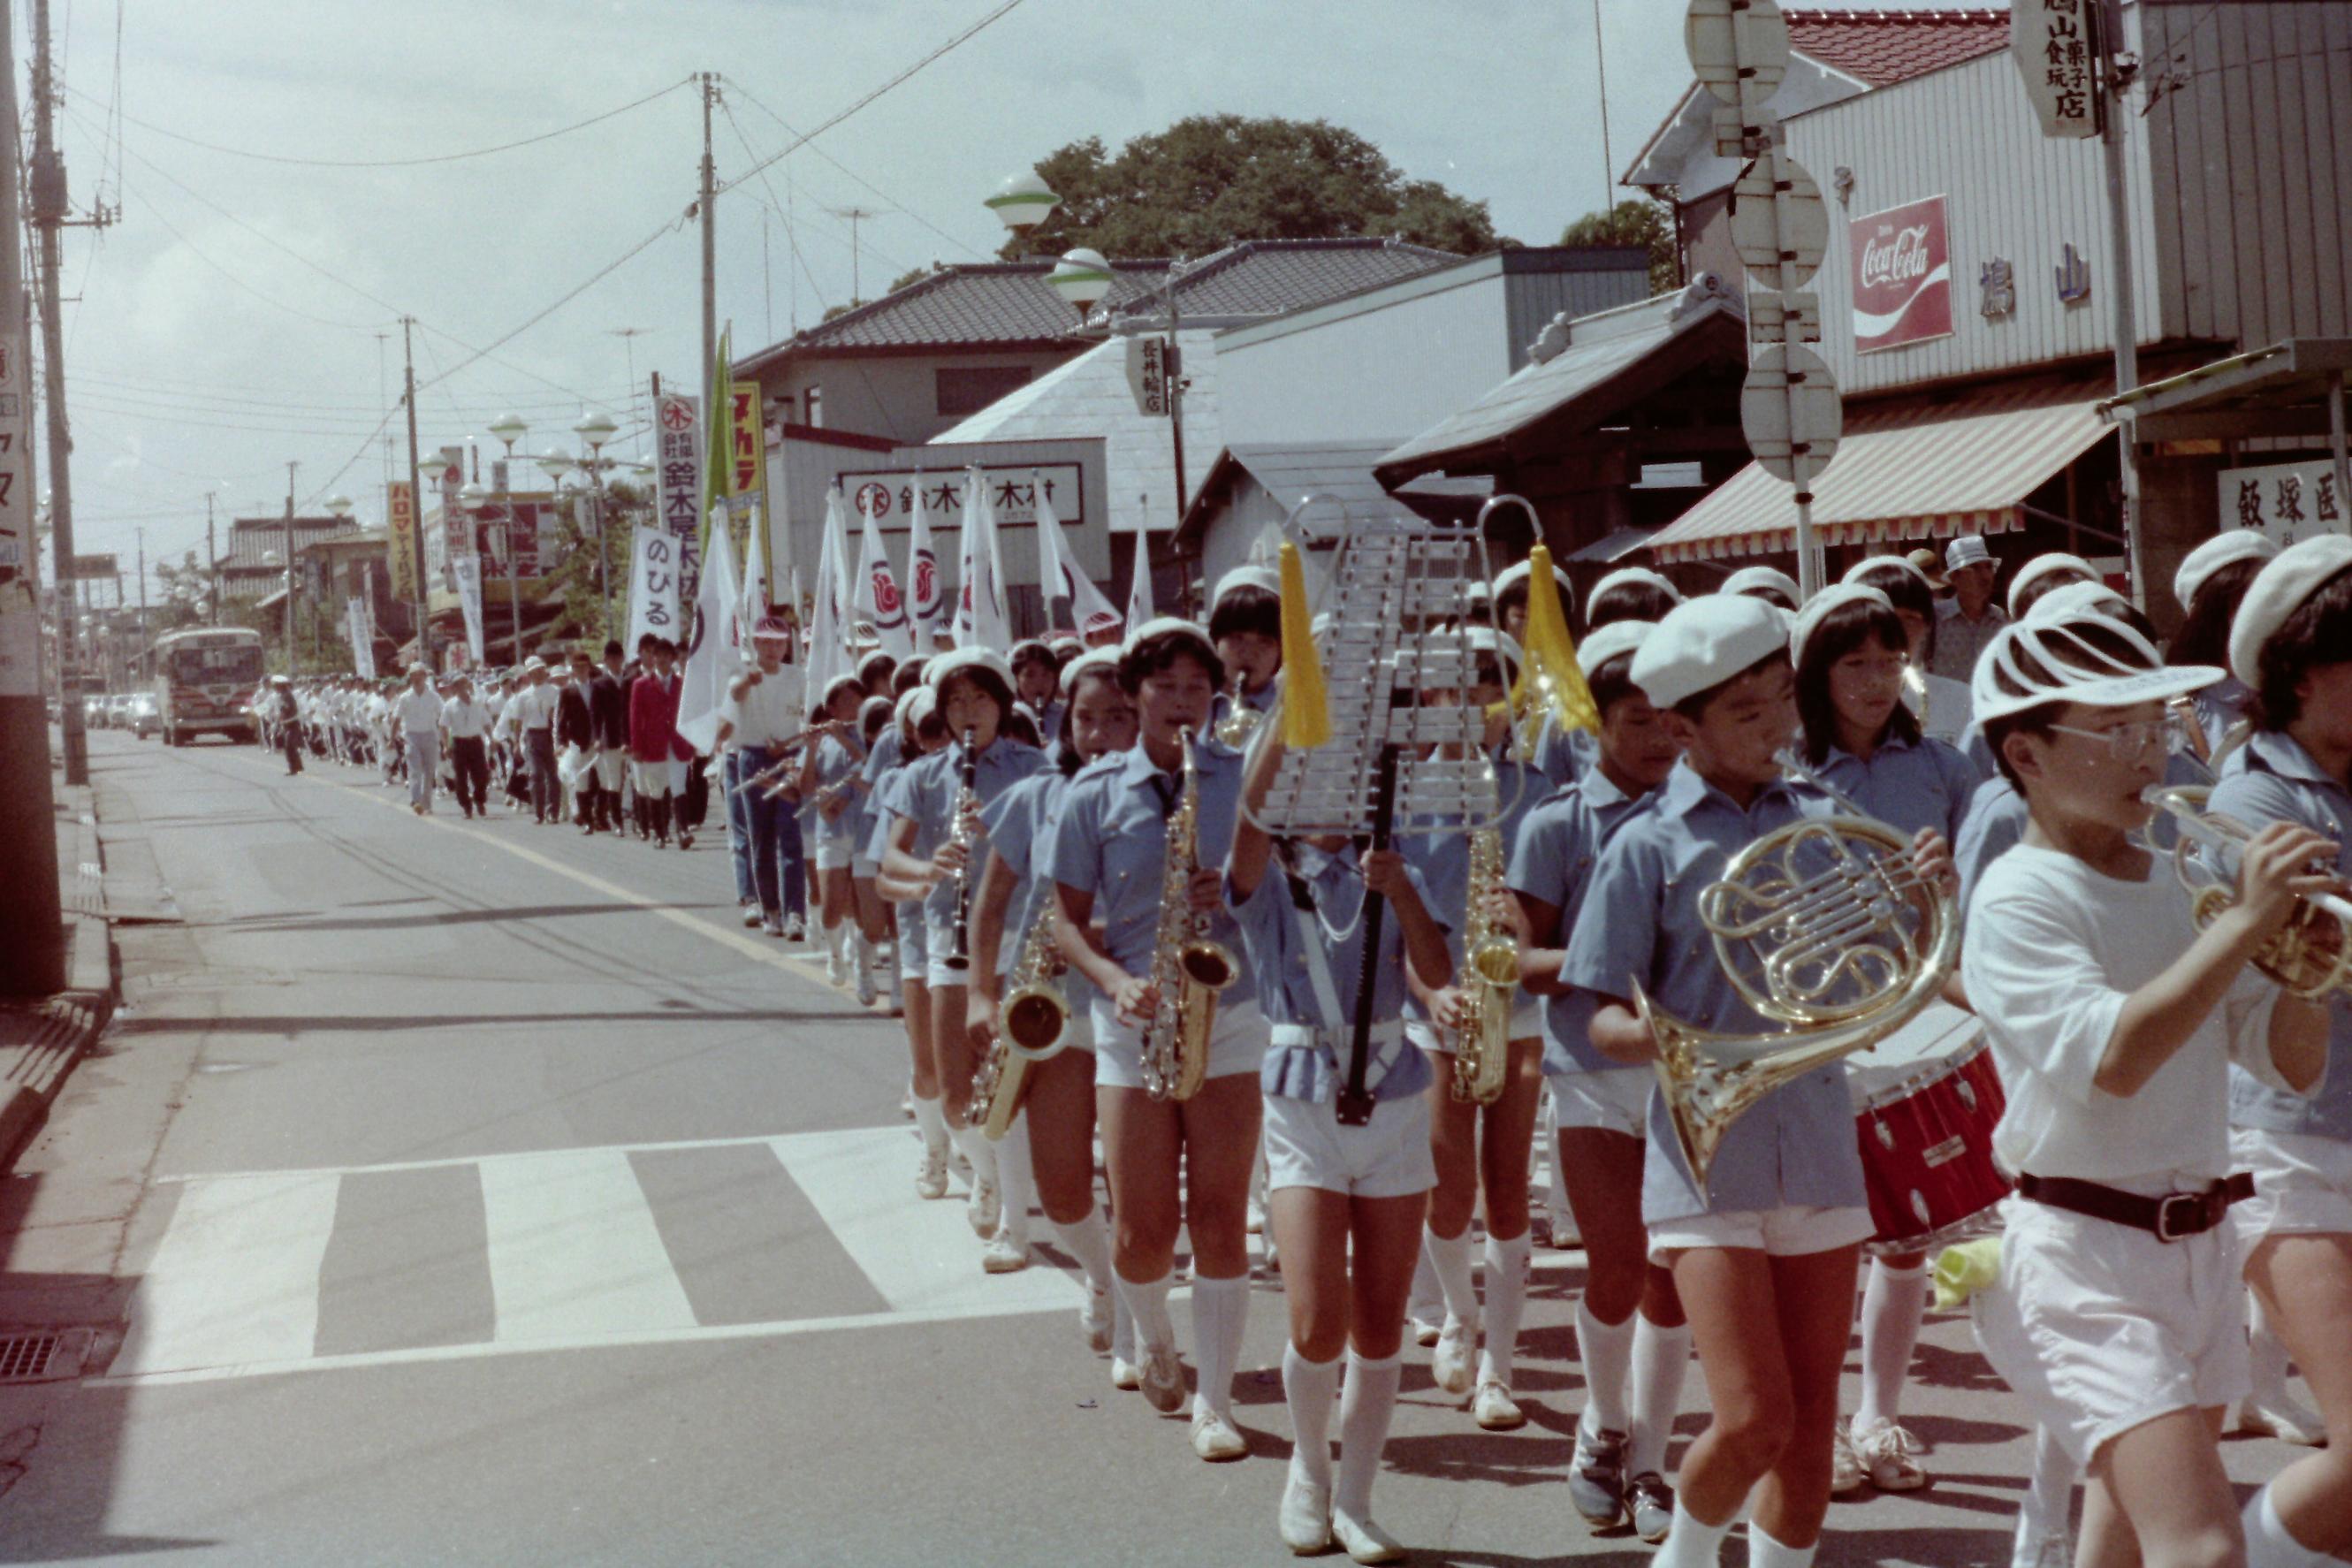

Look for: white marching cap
[1629,594,1787,710]
[1059,646,1122,696]
[2173,529,2280,613]
[1210,565,1280,610]
[1123,615,1218,659]
[521,656,547,673]
[1945,535,1993,571]
[822,671,867,704]
[1577,619,1654,678]
[2229,534,2352,689]
[1843,552,1931,590]
[2026,578,2130,626]
[1492,558,1574,601]
[1463,624,1525,670]
[1791,583,1891,666]
[924,645,1015,692]
[1048,635,1083,658]
[1973,607,2219,724]
[1719,566,1799,604]
[895,685,936,731]
[2006,552,2097,615]
[1591,566,1683,607]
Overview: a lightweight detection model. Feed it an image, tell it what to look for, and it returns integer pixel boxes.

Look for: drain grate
[0,1336,59,1383]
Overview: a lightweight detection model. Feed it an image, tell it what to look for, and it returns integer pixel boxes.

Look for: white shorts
[1648,1203,1876,1262]
[896,909,929,985]
[852,856,880,879]
[2231,1125,2352,1245]
[814,843,856,871]
[1548,1067,1655,1138]
[1092,997,1267,1091]
[593,750,625,790]
[631,760,674,798]
[1265,1090,1435,1200]
[1984,1192,2248,1466]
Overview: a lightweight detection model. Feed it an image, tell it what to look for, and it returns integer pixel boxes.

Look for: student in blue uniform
[1229,696,1454,1564]
[881,648,1047,1253]
[1511,618,1692,1544]
[2211,536,2352,1565]
[872,688,951,1195]
[1044,619,1267,1460]
[1401,628,1550,1435]
[1010,639,1065,747]
[1563,594,1954,1568]
[1787,583,1981,1498]
[966,650,1137,1299]
[1208,566,1283,736]
[802,673,873,993]
[2169,529,2280,759]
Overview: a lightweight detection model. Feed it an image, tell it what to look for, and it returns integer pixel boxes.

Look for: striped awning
[1646,381,2112,564]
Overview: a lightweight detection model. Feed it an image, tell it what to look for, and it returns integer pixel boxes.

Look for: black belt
[2015,1171,2254,1243]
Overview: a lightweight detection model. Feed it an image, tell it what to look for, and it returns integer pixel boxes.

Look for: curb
[0,786,118,1171]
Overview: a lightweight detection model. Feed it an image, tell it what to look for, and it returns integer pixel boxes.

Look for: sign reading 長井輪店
[2010,0,2099,141]
[2219,460,2347,547]
[1850,195,1955,354]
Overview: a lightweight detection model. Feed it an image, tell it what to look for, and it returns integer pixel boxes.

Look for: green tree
[1558,196,1681,294]
[1001,116,1503,262]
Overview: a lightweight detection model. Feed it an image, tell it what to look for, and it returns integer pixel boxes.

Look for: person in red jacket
[628,637,696,849]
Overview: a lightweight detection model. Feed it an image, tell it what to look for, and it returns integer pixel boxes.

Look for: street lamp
[487,415,529,663]
[985,170,1059,238]
[1047,247,1114,321]
[572,411,619,633]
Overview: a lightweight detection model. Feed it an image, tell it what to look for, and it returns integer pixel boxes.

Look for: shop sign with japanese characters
[2011,0,2098,140]
[844,464,1085,534]
[654,393,704,544]
[2219,460,2346,546]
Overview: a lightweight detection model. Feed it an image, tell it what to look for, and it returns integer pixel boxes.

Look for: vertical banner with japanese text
[626,522,681,655]
[387,481,421,603]
[346,596,377,681]
[728,381,768,609]
[451,554,486,666]
[654,392,704,610]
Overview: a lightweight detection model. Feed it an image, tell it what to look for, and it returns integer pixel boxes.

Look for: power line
[59,75,696,169]
[114,171,390,332]
[722,75,985,263]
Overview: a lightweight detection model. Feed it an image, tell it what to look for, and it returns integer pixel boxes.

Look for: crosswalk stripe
[478,1148,699,1343]
[114,1171,344,1378]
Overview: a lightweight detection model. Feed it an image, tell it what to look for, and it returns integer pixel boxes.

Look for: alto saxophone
[1139,727,1237,1101]
[1450,823,1519,1105]
[973,896,1076,1141]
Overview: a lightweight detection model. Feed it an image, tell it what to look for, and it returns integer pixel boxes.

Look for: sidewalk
[0,765,118,1169]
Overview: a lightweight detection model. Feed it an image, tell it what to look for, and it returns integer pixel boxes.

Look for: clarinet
[942,725,979,974]
[1336,743,1402,1128]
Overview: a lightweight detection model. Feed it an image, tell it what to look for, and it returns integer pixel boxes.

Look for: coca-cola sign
[1849,194,1953,354]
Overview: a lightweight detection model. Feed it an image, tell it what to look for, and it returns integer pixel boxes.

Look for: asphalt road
[0,729,2312,1566]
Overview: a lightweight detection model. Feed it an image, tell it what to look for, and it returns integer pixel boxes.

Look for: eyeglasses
[2048,711,2196,761]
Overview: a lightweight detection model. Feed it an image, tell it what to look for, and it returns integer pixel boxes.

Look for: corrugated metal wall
[1783,50,2164,394]
[1500,264,1656,369]
[2143,1,2352,346]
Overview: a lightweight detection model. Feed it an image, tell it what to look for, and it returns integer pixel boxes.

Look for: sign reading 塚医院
[1850,195,1954,354]
[2219,460,2347,547]
[845,464,1085,534]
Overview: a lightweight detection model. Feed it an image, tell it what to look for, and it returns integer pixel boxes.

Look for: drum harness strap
[2015,1171,2254,1242]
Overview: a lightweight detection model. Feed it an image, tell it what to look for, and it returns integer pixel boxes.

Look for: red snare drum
[1848,1004,2009,1253]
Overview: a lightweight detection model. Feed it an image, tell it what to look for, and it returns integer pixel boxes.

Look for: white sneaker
[740,903,760,928]
[967,1178,1001,1238]
[784,915,806,943]
[949,1146,974,1187]
[1831,1417,1865,1494]
[1331,1509,1406,1564]
[1191,1405,1247,1462]
[825,948,847,987]
[981,1230,1029,1274]
[1473,1379,1525,1431]
[1246,1201,1266,1236]
[1081,1285,1115,1353]
[760,917,783,938]
[1111,1356,1142,1391]
[914,1145,948,1200]
[1410,1314,1442,1349]
[2239,1394,2326,1446]
[1139,1344,1185,1412]
[1432,1314,1478,1397]
[1278,1473,1332,1554]
[1853,1416,1928,1491]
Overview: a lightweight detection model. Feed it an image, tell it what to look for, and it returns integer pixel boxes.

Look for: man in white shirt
[726,619,810,936]
[439,673,494,818]
[513,657,562,824]
[1932,535,2008,685]
[391,665,444,814]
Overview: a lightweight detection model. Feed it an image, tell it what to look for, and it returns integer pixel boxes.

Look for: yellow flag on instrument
[1278,542,1331,749]
[1515,544,1601,738]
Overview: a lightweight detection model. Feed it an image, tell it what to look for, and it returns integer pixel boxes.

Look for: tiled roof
[220,516,359,571]
[737,239,1459,368]
[1784,9,2008,88]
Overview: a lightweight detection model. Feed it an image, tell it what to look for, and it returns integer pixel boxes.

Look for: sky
[28,0,1906,600]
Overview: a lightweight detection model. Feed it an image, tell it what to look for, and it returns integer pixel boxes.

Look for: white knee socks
[1655,1497,1733,1568]
[1119,1268,1176,1355]
[1628,1316,1694,1478]
[1477,1231,1532,1386]
[1191,1275,1250,1420]
[1855,1257,1928,1430]
[1336,1350,1404,1521]
[1746,1523,1817,1568]
[2243,1483,2333,1568]
[993,1115,1035,1246]
[2019,1423,2077,1545]
[1424,1224,1480,1327]
[1051,1205,1115,1297]
[1407,1249,1443,1327]
[948,1123,998,1191]
[910,1093,948,1154]
[1575,1298,1637,1434]
[1283,1343,1341,1490]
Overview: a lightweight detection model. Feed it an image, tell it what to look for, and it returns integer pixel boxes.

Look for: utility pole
[0,0,65,993]
[400,317,429,671]
[30,0,105,787]
[134,525,146,636]
[2097,0,2149,609]
[205,492,218,626]
[699,73,718,401]
[281,461,299,674]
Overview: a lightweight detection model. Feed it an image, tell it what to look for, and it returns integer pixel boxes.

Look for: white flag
[954,466,1010,651]
[906,474,946,643]
[854,495,914,659]
[452,554,487,666]
[1030,468,1118,636]
[1126,541,1155,632]
[804,491,852,707]
[736,499,768,645]
[675,505,743,756]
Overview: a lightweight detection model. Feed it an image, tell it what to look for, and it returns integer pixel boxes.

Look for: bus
[147,627,266,746]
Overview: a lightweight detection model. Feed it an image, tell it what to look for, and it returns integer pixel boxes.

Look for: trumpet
[1213,673,1264,749]
[2143,785,2352,1000]
[1641,814,1960,1190]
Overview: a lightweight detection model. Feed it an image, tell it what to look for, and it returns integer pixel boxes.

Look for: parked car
[129,692,161,738]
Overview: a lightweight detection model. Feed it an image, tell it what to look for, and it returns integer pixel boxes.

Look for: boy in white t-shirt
[1963,604,2333,1568]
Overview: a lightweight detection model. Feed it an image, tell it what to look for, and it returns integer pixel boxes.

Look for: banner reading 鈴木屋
[1850,194,1954,354]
